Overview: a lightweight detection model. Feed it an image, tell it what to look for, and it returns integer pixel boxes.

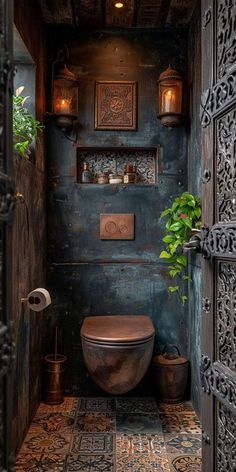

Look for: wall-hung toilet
[80,315,155,394]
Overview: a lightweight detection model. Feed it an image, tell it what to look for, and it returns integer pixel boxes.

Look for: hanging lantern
[158,66,184,127]
[52,65,78,128]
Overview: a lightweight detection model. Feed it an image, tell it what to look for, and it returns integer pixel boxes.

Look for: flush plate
[100,214,135,240]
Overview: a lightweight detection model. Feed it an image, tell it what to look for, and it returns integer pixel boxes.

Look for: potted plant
[159,191,201,304]
[13,86,44,158]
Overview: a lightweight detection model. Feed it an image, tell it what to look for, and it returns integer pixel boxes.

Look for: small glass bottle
[81,162,92,183]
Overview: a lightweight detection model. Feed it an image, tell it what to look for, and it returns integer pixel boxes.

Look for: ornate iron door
[0,0,15,470]
[200,1,236,470]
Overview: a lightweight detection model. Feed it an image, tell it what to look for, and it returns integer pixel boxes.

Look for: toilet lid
[81,315,155,343]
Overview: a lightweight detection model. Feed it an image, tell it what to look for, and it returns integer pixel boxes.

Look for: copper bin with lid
[153,345,189,403]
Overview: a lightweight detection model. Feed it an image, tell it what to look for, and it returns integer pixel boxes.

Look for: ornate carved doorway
[0,0,15,470]
[200,0,236,471]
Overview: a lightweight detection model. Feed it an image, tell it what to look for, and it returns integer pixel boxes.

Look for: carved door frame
[0,0,15,470]
[200,1,236,471]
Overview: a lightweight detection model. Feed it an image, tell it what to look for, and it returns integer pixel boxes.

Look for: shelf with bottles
[77,146,160,186]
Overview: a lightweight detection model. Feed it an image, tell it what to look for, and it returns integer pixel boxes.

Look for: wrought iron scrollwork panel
[0,171,15,222]
[202,6,212,29]
[200,224,236,258]
[200,71,236,127]
[201,357,236,415]
[216,108,236,222]
[217,262,236,370]
[217,0,236,80]
[217,401,236,472]
[0,323,15,378]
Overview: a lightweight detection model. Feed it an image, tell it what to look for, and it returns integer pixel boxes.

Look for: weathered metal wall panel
[47,262,188,395]
[187,4,202,418]
[46,30,188,395]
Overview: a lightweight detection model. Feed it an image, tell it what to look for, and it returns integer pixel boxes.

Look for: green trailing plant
[13,86,44,158]
[160,191,201,305]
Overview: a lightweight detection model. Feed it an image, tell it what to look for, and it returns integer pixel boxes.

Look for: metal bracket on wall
[202,430,211,445]
[202,297,211,313]
[202,169,211,183]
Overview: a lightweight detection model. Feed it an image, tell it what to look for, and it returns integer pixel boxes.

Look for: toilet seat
[80,315,155,345]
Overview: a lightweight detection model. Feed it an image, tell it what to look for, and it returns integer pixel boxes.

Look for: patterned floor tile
[116,434,165,454]
[178,413,201,434]
[36,397,79,417]
[78,398,115,412]
[15,454,66,471]
[158,403,194,414]
[116,413,162,434]
[16,397,202,471]
[164,435,201,455]
[19,433,72,454]
[169,454,202,471]
[75,412,116,432]
[67,454,115,471]
[29,412,75,434]
[159,414,183,434]
[116,453,171,472]
[71,433,115,454]
[116,397,158,413]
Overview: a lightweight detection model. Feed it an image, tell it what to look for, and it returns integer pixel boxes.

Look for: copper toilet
[80,315,155,394]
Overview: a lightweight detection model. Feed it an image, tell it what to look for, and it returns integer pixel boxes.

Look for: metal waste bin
[153,345,189,403]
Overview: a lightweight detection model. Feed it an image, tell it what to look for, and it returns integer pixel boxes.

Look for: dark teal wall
[187,5,202,417]
[46,29,189,395]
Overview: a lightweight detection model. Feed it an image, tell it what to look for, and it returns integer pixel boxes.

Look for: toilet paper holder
[21,288,52,312]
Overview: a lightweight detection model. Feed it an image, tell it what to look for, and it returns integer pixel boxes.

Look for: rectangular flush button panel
[100,214,135,240]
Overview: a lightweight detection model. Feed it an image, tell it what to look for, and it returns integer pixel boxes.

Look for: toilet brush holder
[43,326,67,405]
[43,354,67,405]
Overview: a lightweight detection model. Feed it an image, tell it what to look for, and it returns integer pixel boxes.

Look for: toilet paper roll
[27,288,51,312]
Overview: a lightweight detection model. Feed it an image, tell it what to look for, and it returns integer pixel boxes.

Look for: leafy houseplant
[160,192,201,305]
[13,86,44,158]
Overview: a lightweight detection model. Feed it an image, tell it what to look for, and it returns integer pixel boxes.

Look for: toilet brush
[43,326,67,405]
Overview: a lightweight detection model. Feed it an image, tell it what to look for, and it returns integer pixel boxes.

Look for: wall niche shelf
[77,146,160,185]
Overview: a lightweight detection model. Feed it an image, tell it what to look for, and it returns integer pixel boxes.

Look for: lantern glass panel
[159,81,182,114]
[53,82,78,116]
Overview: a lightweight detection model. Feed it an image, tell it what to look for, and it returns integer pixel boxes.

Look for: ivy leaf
[177,255,187,266]
[182,275,192,281]
[182,217,192,229]
[170,240,182,254]
[169,269,181,277]
[172,201,179,211]
[168,286,179,293]
[161,208,172,218]
[181,295,188,305]
[169,222,182,231]
[162,235,175,243]
[160,251,172,259]
[186,200,195,207]
[194,207,201,219]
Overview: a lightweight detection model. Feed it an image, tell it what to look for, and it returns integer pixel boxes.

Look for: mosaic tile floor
[16,397,202,471]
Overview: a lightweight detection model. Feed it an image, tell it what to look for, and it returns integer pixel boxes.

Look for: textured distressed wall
[187,4,202,418]
[12,0,47,453]
[46,30,188,395]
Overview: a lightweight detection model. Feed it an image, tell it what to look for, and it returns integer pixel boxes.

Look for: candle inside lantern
[163,88,176,113]
[55,98,71,114]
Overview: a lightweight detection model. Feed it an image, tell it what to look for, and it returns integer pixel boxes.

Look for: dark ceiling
[38,0,198,29]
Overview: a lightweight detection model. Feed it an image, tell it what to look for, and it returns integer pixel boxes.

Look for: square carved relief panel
[100,214,135,240]
[95,81,137,130]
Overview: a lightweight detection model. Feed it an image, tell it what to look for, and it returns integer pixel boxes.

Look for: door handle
[183,229,202,253]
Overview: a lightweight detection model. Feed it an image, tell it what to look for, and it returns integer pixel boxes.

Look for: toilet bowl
[80,315,155,394]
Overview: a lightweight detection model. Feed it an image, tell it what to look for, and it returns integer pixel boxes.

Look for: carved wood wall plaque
[95,81,137,130]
